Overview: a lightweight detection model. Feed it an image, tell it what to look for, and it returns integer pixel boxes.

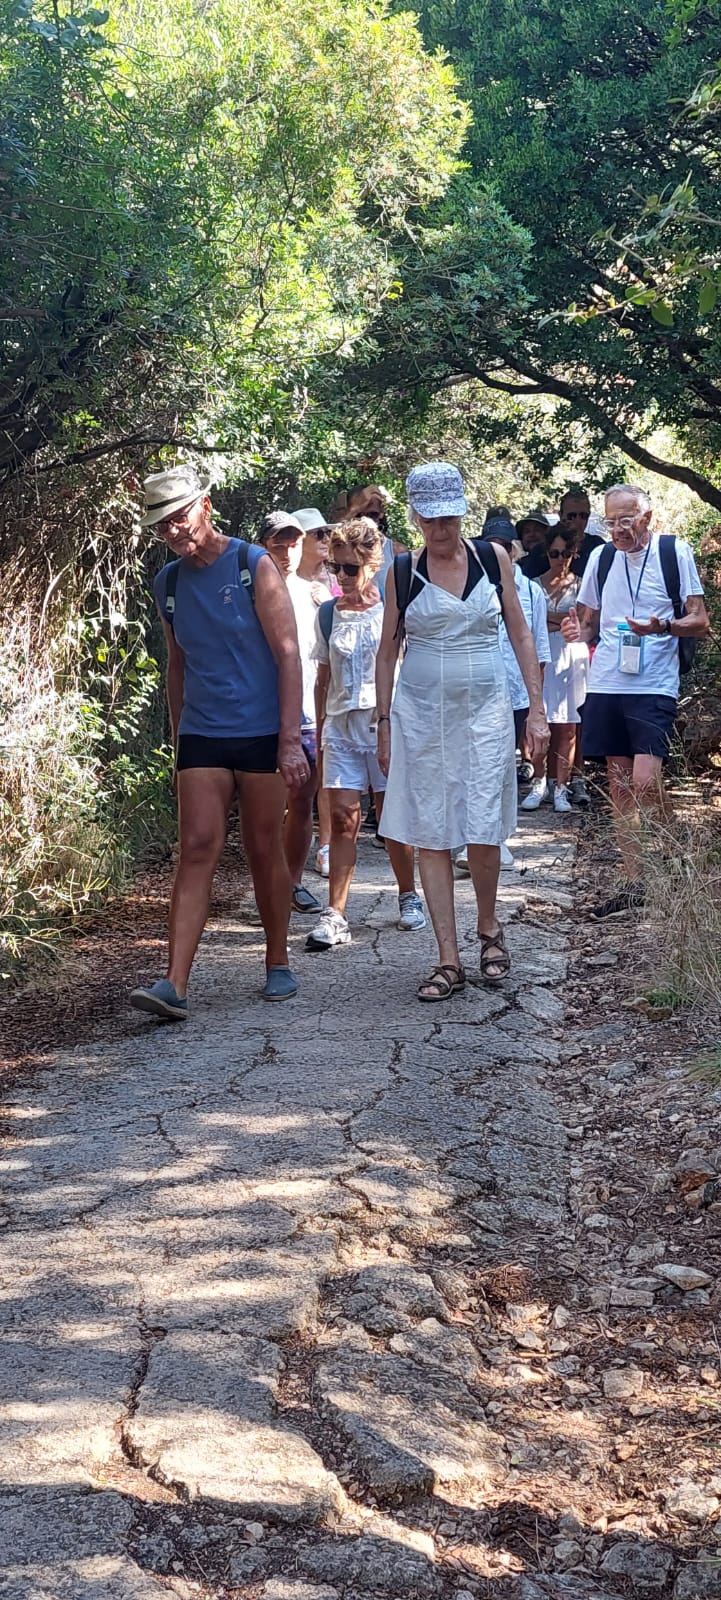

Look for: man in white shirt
[563,484,709,919]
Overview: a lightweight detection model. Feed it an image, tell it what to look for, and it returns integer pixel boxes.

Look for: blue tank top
[153,540,280,737]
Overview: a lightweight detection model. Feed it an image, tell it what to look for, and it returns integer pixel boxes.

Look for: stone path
[1,818,612,1600]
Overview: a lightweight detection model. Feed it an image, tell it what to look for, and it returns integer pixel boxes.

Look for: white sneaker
[306,909,351,949]
[500,842,515,867]
[520,778,549,811]
[454,846,470,874]
[398,891,427,931]
[570,777,590,807]
[553,784,573,813]
[315,844,330,877]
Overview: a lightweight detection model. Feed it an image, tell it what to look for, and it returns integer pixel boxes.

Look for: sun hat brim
[408,494,468,519]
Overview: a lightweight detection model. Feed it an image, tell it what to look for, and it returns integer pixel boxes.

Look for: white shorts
[322,743,386,794]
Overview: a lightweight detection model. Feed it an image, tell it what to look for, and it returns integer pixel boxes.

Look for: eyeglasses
[155,501,196,534]
[548,549,568,560]
[603,516,638,532]
[328,560,361,576]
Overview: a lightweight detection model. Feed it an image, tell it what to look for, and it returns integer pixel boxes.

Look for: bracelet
[377,714,391,724]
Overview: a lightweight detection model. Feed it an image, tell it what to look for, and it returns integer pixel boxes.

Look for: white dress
[541,580,589,726]
[381,551,517,850]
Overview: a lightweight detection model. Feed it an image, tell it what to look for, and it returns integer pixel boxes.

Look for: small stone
[674,1562,721,1598]
[656,1263,712,1292]
[614,1438,638,1461]
[651,1167,674,1194]
[675,1150,716,1187]
[585,1213,612,1228]
[609,1287,655,1308]
[606,1060,634,1079]
[603,1367,645,1401]
[666,1480,720,1523]
[601,1541,674,1589]
[455,1591,475,1600]
[514,1329,545,1352]
[684,1288,711,1307]
[552,1305,571,1329]
[626,1239,665,1267]
[558,1511,583,1537]
[262,1583,340,1600]
[702,1367,719,1385]
[553,1540,582,1569]
[565,1126,585,1139]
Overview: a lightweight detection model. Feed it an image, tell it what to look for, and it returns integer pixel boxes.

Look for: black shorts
[176,733,279,773]
[581,693,677,762]
[513,707,528,744]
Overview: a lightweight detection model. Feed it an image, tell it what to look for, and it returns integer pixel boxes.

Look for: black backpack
[596,535,697,676]
[161,539,255,634]
[393,538,502,637]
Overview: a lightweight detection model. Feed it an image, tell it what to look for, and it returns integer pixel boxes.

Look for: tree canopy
[374,0,721,508]
[0,0,467,490]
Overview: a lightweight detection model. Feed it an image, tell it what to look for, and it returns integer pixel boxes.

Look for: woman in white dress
[536,526,589,813]
[376,463,549,1002]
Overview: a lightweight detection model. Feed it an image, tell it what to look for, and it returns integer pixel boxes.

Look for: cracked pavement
[0,818,583,1599]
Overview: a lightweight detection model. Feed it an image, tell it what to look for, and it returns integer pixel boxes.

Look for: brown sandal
[478,925,511,985]
[417,963,466,1003]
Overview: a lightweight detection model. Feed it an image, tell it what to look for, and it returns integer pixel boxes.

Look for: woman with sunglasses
[306,517,426,949]
[524,526,589,813]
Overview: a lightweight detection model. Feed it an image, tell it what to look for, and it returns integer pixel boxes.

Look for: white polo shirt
[578,535,703,699]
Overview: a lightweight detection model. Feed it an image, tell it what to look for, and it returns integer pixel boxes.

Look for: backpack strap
[393,550,414,639]
[237,538,255,605]
[468,537,502,595]
[596,542,616,599]
[162,559,181,632]
[318,597,338,644]
[658,534,696,675]
[658,534,683,616]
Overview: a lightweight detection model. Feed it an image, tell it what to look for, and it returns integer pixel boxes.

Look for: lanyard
[624,543,651,617]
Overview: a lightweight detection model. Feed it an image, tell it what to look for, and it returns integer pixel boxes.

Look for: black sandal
[417,963,466,1003]
[478,925,511,985]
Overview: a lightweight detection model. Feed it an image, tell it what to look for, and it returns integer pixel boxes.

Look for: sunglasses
[309,527,329,540]
[328,560,361,576]
[548,548,569,559]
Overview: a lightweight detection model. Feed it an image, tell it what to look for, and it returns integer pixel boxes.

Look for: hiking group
[129,463,709,1020]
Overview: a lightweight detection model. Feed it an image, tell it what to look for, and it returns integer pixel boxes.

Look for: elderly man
[563,484,709,919]
[130,467,308,1018]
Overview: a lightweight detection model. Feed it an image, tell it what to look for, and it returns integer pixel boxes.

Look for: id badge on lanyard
[619,546,651,676]
[617,622,644,675]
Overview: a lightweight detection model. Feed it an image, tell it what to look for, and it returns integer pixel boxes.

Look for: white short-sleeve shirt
[500,567,552,710]
[578,534,703,698]
[287,573,330,726]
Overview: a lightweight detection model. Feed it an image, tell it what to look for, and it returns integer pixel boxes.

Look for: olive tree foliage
[377,0,721,509]
[0,0,467,519]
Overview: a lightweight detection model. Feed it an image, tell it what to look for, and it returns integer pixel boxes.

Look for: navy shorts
[176,733,279,773]
[582,693,677,762]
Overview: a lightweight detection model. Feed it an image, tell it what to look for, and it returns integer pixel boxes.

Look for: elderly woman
[376,462,549,1002]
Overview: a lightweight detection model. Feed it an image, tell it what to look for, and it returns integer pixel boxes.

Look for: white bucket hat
[406,461,467,519]
[140,466,211,528]
[294,507,330,533]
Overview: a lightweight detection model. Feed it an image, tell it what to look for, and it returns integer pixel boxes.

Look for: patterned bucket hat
[405,462,467,518]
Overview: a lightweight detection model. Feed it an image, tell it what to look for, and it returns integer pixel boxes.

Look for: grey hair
[604,484,651,510]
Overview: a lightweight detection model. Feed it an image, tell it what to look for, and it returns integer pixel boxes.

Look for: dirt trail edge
[1,815,719,1600]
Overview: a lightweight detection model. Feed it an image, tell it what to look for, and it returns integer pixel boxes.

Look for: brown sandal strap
[478,926,511,977]
[417,963,466,1000]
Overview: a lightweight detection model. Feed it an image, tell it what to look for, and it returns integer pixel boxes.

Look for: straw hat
[140,466,211,528]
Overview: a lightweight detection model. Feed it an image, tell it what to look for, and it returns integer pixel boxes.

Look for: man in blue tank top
[130,466,309,1018]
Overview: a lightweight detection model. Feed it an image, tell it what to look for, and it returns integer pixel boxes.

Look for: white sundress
[542,580,589,726]
[381,550,517,850]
